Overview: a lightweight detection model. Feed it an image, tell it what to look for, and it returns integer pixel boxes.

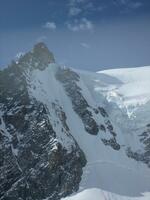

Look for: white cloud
[67,18,94,32]
[80,42,90,48]
[43,22,56,30]
[68,0,93,17]
[69,7,82,16]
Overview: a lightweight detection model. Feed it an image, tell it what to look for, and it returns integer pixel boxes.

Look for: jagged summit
[32,42,55,63]
[33,42,49,51]
[15,42,55,71]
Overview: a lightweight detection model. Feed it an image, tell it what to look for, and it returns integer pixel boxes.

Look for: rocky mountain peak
[32,42,55,62]
[17,42,55,71]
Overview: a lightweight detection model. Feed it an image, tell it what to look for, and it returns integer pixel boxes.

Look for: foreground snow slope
[62,188,150,200]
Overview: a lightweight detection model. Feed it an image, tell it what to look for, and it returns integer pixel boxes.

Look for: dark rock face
[98,107,108,118]
[94,106,120,151]
[140,124,150,159]
[0,48,86,200]
[56,68,120,151]
[126,124,150,167]
[56,68,99,135]
[101,118,120,151]
[18,42,55,71]
[101,138,120,151]
[51,102,70,132]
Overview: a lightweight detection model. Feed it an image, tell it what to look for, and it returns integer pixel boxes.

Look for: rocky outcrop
[56,67,120,150]
[126,124,150,167]
[56,68,99,135]
[93,106,120,151]
[17,42,55,71]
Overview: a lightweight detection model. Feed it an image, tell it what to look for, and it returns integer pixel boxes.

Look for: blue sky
[0,0,150,71]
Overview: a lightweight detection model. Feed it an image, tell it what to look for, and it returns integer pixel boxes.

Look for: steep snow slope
[60,66,150,200]
[27,64,150,197]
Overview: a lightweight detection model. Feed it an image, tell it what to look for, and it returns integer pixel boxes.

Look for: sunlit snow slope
[60,66,150,200]
[26,63,150,200]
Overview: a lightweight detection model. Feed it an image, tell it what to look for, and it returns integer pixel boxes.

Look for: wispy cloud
[129,2,143,9]
[113,0,143,14]
[113,0,143,9]
[67,18,94,32]
[80,42,90,48]
[68,0,98,14]
[68,0,95,17]
[43,22,56,30]
[69,7,82,16]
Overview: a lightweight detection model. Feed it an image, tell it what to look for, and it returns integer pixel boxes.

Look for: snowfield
[27,64,150,200]
[62,188,150,200]
[98,66,150,117]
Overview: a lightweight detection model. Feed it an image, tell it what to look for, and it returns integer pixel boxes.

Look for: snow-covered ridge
[97,66,150,117]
